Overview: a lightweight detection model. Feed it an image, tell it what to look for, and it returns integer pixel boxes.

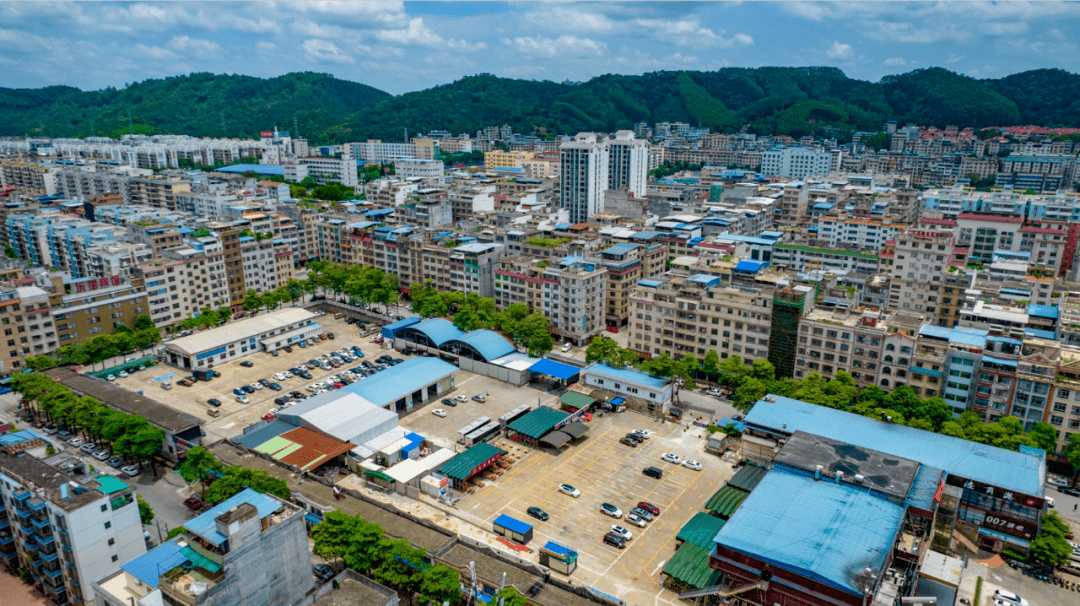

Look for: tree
[718,355,749,387]
[702,350,721,376]
[206,466,290,504]
[1030,511,1072,565]
[342,519,388,572]
[114,420,165,476]
[311,511,363,564]
[1065,433,1080,487]
[372,539,426,600]
[675,355,699,389]
[242,290,264,315]
[513,313,554,357]
[137,495,155,525]
[1026,422,1058,452]
[409,281,447,318]
[750,359,776,381]
[165,526,187,541]
[419,563,462,606]
[25,355,59,370]
[175,446,223,490]
[495,587,529,606]
[134,314,155,331]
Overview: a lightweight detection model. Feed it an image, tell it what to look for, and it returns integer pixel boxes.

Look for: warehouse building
[163,308,321,368]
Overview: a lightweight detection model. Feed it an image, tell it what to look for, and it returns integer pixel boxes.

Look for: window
[112,554,119,562]
[104,521,111,529]
[108,538,115,546]
[100,504,107,512]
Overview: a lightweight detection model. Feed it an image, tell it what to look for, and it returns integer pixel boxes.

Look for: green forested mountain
[2,67,1077,145]
[0,72,390,140]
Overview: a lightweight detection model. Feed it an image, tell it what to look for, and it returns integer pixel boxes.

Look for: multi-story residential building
[133,241,230,328]
[395,158,443,180]
[770,181,810,227]
[771,243,881,275]
[44,134,267,169]
[484,150,533,169]
[449,243,505,298]
[628,273,772,360]
[815,216,905,250]
[597,243,643,328]
[0,283,29,375]
[240,236,295,295]
[795,307,886,387]
[49,275,150,345]
[559,133,608,224]
[351,140,423,164]
[518,257,607,346]
[18,285,57,359]
[887,229,955,318]
[7,212,126,276]
[448,187,495,221]
[205,223,246,308]
[1014,338,1080,451]
[297,157,358,189]
[92,488,313,606]
[57,162,152,204]
[0,159,59,195]
[129,176,192,211]
[760,146,835,179]
[1,455,146,606]
[606,130,648,199]
[364,179,420,209]
[84,243,154,281]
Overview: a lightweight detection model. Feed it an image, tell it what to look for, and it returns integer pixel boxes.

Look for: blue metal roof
[367,209,395,217]
[812,202,834,210]
[1025,328,1057,340]
[214,164,283,176]
[604,243,639,256]
[449,329,515,362]
[906,465,945,512]
[494,514,533,536]
[529,359,581,381]
[714,469,905,597]
[1027,304,1059,319]
[637,279,662,287]
[121,540,186,588]
[382,316,421,337]
[734,260,769,273]
[919,324,987,347]
[399,318,465,347]
[184,489,282,547]
[341,357,458,406]
[687,274,720,288]
[743,396,1044,497]
[586,363,669,389]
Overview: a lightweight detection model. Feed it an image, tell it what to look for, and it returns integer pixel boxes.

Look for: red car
[606,326,619,333]
[373,337,383,344]
[636,502,660,516]
[262,413,276,421]
[183,496,204,511]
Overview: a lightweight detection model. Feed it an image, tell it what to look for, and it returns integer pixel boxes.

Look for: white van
[160,382,173,391]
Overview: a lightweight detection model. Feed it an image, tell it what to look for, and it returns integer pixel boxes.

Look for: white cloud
[946,54,966,63]
[169,36,221,59]
[664,53,699,64]
[883,57,906,67]
[132,44,178,62]
[503,36,607,60]
[826,42,853,60]
[301,39,354,64]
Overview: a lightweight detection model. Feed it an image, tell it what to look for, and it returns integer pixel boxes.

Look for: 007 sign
[981,513,1034,540]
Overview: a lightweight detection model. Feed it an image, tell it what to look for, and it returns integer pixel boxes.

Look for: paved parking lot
[114,316,401,441]
[459,411,732,605]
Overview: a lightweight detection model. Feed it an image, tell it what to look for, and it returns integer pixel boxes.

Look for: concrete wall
[203,511,314,606]
[458,357,529,386]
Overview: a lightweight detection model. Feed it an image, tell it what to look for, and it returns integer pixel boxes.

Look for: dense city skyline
[2,1,1078,94]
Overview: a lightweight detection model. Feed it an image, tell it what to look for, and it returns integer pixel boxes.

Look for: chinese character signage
[946,473,1043,509]
[73,275,122,294]
[981,513,1035,540]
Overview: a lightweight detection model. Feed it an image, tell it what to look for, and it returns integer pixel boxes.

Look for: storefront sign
[945,474,1044,509]
[981,512,1035,540]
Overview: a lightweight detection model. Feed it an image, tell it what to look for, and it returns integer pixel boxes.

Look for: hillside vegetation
[2,67,1077,144]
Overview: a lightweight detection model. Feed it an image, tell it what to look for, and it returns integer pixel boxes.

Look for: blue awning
[305,514,323,525]
[493,514,532,535]
[529,359,581,381]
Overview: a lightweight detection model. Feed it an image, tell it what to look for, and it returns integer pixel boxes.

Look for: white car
[599,503,622,519]
[562,343,572,352]
[558,484,581,498]
[455,394,468,402]
[118,371,129,378]
[993,591,1029,606]
[235,395,249,404]
[273,373,286,381]
[609,524,633,541]
[632,430,651,439]
[106,374,116,381]
[683,460,702,471]
[660,453,682,464]
[625,513,648,528]
[432,409,447,418]
[249,382,263,391]
[283,371,293,379]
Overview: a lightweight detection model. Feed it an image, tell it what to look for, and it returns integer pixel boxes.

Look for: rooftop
[48,370,202,433]
[341,357,458,406]
[183,488,285,547]
[507,406,569,439]
[584,363,670,389]
[744,395,1045,497]
[773,431,921,500]
[440,442,506,481]
[281,391,398,444]
[311,571,397,606]
[0,452,103,512]
[714,469,905,597]
[165,308,317,355]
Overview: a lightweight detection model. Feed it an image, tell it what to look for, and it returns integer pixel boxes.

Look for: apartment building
[770,181,810,227]
[364,179,420,209]
[84,243,154,281]
[205,223,246,307]
[0,284,29,375]
[49,276,150,345]
[760,147,835,179]
[57,162,151,204]
[352,140,424,164]
[448,187,496,220]
[240,236,295,295]
[484,150,533,169]
[771,243,881,275]
[559,133,609,224]
[0,455,146,606]
[19,285,58,359]
[598,243,643,327]
[449,243,505,298]
[297,157,359,188]
[887,229,955,318]
[0,159,59,195]
[47,134,267,169]
[129,176,192,211]
[395,158,443,180]
[1015,338,1080,451]
[505,256,608,346]
[628,273,772,360]
[795,308,887,387]
[134,243,229,328]
[816,216,904,250]
[606,130,648,199]
[93,489,313,606]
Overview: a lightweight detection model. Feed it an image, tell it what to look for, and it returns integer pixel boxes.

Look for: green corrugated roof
[363,469,396,483]
[439,443,506,480]
[677,512,727,549]
[559,391,596,408]
[774,243,878,260]
[180,545,222,574]
[94,475,130,495]
[704,486,748,518]
[507,406,569,439]
[663,543,718,589]
[728,463,767,492]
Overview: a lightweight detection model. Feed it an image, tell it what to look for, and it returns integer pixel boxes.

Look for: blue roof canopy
[1027,304,1059,319]
[586,363,669,389]
[734,260,769,273]
[529,359,581,381]
[184,489,282,547]
[448,329,515,362]
[493,514,533,535]
[397,318,465,347]
[122,541,186,588]
[341,357,458,406]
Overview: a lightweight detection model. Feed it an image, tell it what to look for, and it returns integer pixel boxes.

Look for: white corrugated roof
[166,308,317,355]
[294,392,397,443]
[351,426,409,459]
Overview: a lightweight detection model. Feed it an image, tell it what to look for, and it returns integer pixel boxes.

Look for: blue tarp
[734,260,769,273]
[493,514,533,536]
[529,359,581,381]
[1027,304,1059,319]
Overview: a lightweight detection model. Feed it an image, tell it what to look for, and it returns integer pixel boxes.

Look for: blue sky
[1,1,1077,94]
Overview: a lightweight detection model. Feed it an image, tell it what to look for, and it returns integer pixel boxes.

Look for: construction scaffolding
[768,285,814,379]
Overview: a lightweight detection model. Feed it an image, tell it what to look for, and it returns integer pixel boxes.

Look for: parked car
[625,513,648,528]
[268,383,282,391]
[526,507,549,522]
[643,467,663,479]
[562,343,572,352]
[176,379,191,387]
[432,409,447,418]
[235,395,249,404]
[242,385,255,394]
[683,460,703,471]
[67,437,83,447]
[456,394,469,402]
[313,564,335,583]
[121,465,140,477]
[106,374,116,381]
[249,382,264,391]
[1060,486,1080,496]
[993,591,1029,606]
[207,399,221,407]
[183,496,204,510]
[262,413,276,421]
[327,333,335,340]
[240,361,254,367]
[605,326,619,333]
[660,453,682,464]
[472,394,486,403]
[599,503,622,519]
[636,502,661,516]
[79,443,96,453]
[558,484,581,498]
[609,524,633,541]
[629,507,655,522]
[107,457,124,468]
[630,430,651,440]
[43,425,58,434]
[602,532,626,549]
[619,437,639,447]
[92,450,110,461]
[298,341,307,348]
